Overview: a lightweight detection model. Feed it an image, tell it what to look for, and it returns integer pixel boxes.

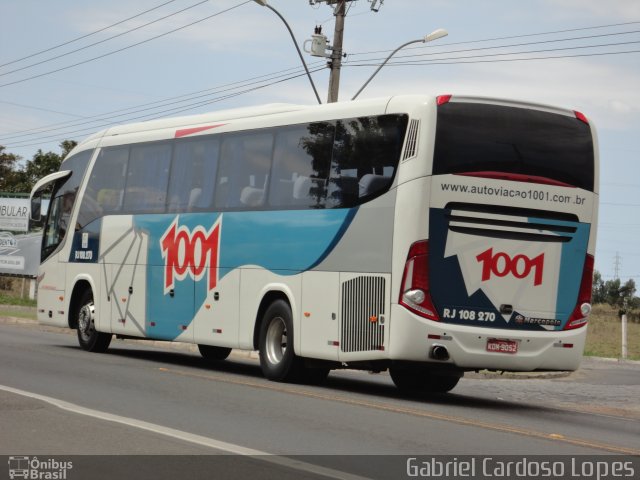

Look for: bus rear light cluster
[436,94,452,106]
[399,240,439,321]
[574,110,589,125]
[564,254,594,330]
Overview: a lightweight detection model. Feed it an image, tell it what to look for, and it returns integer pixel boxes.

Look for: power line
[345,48,640,68]
[0,0,180,69]
[0,61,325,142]
[2,66,326,149]
[4,26,637,141]
[346,29,640,65]
[347,20,640,57]
[2,20,638,146]
[0,0,210,78]
[0,1,251,89]
[0,100,88,119]
[3,45,638,144]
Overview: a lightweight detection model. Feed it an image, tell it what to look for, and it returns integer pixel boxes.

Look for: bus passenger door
[100,217,149,338]
[300,272,340,361]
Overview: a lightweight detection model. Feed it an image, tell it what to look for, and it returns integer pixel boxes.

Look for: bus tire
[76,289,111,353]
[389,366,461,394]
[258,299,303,382]
[198,344,232,362]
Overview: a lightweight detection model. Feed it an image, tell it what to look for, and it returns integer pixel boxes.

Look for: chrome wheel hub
[265,316,287,365]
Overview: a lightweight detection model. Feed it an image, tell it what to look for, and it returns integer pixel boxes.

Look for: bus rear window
[433,102,594,191]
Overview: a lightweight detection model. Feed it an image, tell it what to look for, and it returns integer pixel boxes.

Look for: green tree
[592,270,606,304]
[7,140,77,193]
[0,146,22,191]
[601,277,636,311]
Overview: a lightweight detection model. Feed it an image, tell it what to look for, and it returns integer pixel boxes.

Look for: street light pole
[253,0,322,104]
[351,28,448,101]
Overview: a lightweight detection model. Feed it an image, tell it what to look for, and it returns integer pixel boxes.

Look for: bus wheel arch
[70,283,111,353]
[68,280,93,330]
[256,293,305,382]
[253,290,292,351]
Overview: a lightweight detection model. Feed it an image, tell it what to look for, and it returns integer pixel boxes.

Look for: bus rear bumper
[388,304,587,372]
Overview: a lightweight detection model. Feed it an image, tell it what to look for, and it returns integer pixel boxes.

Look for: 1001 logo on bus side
[160,217,221,294]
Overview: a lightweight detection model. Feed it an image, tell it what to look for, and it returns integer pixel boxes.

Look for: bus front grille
[341,276,386,353]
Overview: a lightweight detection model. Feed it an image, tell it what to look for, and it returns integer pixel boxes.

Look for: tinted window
[269,122,334,209]
[168,138,219,212]
[434,102,594,191]
[215,132,273,209]
[41,149,93,261]
[77,147,128,227]
[329,114,407,208]
[124,143,171,213]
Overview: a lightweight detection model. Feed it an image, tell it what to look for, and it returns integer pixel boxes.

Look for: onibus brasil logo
[8,456,72,479]
[160,216,222,294]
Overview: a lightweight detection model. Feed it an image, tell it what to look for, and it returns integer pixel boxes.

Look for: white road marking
[0,384,369,480]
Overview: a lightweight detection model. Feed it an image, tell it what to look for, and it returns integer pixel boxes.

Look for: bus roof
[72,94,587,155]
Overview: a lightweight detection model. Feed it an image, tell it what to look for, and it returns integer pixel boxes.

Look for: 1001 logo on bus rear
[476,248,544,286]
[160,217,221,294]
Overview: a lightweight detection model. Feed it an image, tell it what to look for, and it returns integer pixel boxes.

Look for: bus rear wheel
[258,300,304,382]
[76,290,111,353]
[198,344,232,362]
[389,366,461,394]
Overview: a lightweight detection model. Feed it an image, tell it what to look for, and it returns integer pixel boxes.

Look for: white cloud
[543,0,640,20]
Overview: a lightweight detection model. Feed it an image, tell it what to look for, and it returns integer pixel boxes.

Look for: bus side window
[78,147,129,227]
[123,143,171,214]
[168,138,219,213]
[215,132,273,209]
[329,114,407,208]
[268,121,333,209]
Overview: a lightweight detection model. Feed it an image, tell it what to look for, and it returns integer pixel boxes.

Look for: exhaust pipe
[431,344,450,361]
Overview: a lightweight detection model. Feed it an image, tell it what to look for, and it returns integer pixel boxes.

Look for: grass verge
[585,305,639,360]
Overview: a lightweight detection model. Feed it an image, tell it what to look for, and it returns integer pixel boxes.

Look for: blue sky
[0,0,639,282]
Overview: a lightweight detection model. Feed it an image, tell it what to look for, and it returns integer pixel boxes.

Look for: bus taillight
[437,94,452,106]
[564,254,594,330]
[399,240,439,321]
[574,110,589,125]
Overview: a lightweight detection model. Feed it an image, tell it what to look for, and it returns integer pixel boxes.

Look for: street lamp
[253,0,322,104]
[351,28,448,101]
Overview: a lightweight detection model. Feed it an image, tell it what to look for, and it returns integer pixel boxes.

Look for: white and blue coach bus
[30,95,598,393]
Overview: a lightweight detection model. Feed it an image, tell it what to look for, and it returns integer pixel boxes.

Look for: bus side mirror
[30,192,42,222]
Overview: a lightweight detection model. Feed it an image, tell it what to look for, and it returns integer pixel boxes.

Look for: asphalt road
[0,319,638,479]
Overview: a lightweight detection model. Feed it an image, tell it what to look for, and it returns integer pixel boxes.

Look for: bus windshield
[433,102,595,191]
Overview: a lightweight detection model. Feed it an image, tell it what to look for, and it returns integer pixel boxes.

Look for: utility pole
[327,0,346,103]
[309,0,366,103]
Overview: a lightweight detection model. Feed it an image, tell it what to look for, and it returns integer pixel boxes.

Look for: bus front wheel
[258,300,304,382]
[76,290,111,353]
